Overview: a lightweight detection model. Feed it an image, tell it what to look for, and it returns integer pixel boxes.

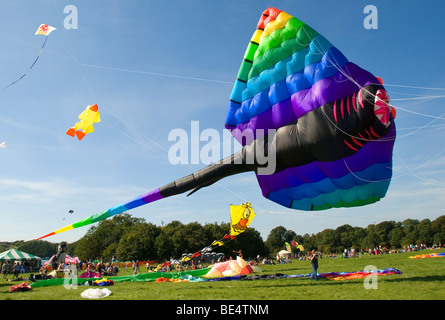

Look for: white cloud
[0,178,148,204]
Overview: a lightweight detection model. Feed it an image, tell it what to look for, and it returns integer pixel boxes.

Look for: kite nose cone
[89,104,98,112]
[374,89,394,127]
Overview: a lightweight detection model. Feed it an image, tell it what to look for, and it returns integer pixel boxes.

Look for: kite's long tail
[3,37,48,89]
[35,152,251,240]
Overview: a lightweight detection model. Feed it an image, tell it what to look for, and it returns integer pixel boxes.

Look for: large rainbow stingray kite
[36,7,396,240]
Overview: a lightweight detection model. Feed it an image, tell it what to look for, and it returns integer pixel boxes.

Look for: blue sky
[1,0,445,244]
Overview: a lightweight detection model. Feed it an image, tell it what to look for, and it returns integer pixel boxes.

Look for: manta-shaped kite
[36,7,396,240]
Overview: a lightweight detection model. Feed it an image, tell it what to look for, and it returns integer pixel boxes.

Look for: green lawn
[1,250,444,301]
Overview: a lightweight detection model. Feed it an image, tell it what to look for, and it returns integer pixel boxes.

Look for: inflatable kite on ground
[79,270,101,278]
[205,256,261,278]
[408,252,445,259]
[3,24,56,89]
[66,104,100,140]
[319,268,402,280]
[80,288,112,299]
[214,267,402,281]
[43,254,80,268]
[8,282,32,293]
[35,7,396,240]
[30,266,401,287]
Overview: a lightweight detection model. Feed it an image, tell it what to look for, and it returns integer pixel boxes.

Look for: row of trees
[69,214,267,261]
[268,216,445,254]
[10,214,445,262]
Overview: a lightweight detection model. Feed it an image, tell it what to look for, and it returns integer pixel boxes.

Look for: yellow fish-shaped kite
[230,202,255,236]
[66,104,101,140]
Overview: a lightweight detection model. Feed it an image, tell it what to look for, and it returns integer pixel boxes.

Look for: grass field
[1,250,444,302]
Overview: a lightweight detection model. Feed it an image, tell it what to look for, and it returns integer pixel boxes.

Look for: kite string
[304,29,445,186]
[52,18,258,213]
[78,63,233,85]
[68,27,445,212]
[383,83,445,91]
[52,29,173,158]
[307,29,445,145]
[392,151,445,187]
[311,31,445,122]
[46,0,265,211]
[44,14,445,215]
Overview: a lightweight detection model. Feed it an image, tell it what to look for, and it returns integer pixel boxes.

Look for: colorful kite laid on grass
[36,7,396,240]
[30,267,402,287]
[3,24,56,89]
[205,256,261,278]
[319,268,402,280]
[66,104,101,140]
[408,252,445,259]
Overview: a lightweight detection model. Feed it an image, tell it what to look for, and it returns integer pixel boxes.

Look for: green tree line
[5,214,445,261]
[73,214,267,261]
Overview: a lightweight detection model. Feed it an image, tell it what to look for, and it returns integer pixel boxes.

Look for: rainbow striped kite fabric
[225,7,396,211]
[408,252,445,259]
[36,7,396,240]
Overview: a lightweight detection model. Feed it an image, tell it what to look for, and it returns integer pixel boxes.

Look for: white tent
[277,250,291,258]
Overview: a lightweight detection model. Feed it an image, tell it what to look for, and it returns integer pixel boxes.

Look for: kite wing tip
[66,127,75,137]
[75,131,86,140]
[186,187,201,197]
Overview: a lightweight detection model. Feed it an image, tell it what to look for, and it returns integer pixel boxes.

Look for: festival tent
[277,250,291,258]
[0,249,42,270]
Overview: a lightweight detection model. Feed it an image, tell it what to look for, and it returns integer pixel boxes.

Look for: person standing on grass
[13,262,20,279]
[233,249,243,259]
[1,262,9,280]
[310,250,319,281]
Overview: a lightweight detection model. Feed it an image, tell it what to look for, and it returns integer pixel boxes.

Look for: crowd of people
[2,241,444,283]
[1,261,26,280]
[32,259,119,281]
